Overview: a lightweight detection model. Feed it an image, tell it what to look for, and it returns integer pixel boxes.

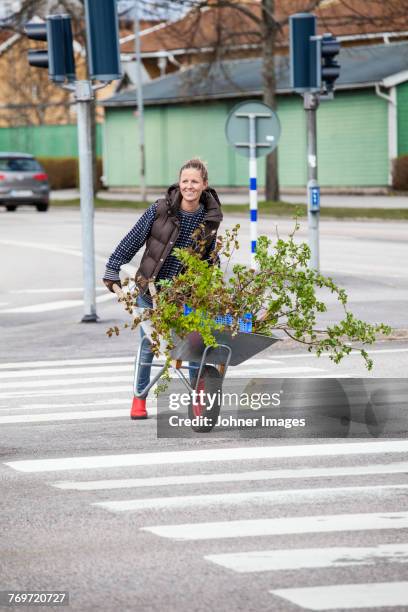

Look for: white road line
[141,511,408,541]
[0,375,132,390]
[0,357,134,370]
[8,288,106,294]
[230,366,325,375]
[271,582,408,610]
[6,440,408,473]
[0,239,107,262]
[10,399,132,411]
[269,347,408,359]
[94,484,408,513]
[205,543,408,572]
[0,409,133,424]
[0,293,115,314]
[0,385,132,400]
[0,365,132,379]
[234,359,283,365]
[0,361,286,380]
[51,462,408,491]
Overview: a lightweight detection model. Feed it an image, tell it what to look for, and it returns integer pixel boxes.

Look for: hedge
[37,157,103,190]
[392,155,408,191]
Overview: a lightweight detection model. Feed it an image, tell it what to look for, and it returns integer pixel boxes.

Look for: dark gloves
[103,278,121,293]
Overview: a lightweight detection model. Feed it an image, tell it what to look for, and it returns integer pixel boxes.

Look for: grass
[50,197,408,221]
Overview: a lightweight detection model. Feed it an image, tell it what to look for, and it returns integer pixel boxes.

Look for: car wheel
[36,203,49,212]
[6,204,17,212]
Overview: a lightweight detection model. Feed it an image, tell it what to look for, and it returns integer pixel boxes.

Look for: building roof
[119,1,408,58]
[102,41,408,107]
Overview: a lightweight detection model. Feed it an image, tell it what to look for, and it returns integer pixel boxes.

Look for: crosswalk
[4,440,408,610]
[0,353,328,425]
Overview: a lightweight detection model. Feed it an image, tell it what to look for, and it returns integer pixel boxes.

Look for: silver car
[0,153,50,212]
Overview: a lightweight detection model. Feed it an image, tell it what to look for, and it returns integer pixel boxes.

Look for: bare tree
[140,0,408,200]
[2,0,103,189]
[140,0,324,200]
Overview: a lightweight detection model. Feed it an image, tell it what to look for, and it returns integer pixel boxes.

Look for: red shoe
[130,397,148,420]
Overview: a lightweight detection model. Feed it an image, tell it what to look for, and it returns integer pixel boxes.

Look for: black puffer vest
[135,184,223,293]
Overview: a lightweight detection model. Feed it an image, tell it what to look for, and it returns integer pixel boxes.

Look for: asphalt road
[1,207,408,612]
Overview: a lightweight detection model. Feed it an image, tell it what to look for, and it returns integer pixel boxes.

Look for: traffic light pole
[25,1,123,324]
[304,92,320,272]
[134,0,147,203]
[75,81,98,322]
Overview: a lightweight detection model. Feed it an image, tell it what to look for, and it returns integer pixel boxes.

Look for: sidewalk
[50,188,408,209]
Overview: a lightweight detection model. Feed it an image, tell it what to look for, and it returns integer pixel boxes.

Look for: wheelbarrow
[113,284,280,432]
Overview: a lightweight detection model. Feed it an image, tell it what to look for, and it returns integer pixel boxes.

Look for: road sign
[225,101,281,158]
[309,182,320,212]
[225,101,281,268]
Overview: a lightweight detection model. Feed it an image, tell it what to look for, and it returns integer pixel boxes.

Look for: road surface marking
[0,293,115,314]
[271,582,408,610]
[229,366,325,375]
[6,440,408,473]
[141,511,408,541]
[94,484,408,512]
[205,543,408,572]
[0,239,107,262]
[0,361,292,380]
[267,347,408,359]
[8,288,106,294]
[12,399,132,411]
[0,356,135,370]
[0,365,134,379]
[0,375,132,390]
[51,462,408,491]
[0,356,281,371]
[0,409,132,424]
[0,385,132,400]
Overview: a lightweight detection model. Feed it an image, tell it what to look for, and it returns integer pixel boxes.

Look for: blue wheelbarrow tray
[169,330,280,367]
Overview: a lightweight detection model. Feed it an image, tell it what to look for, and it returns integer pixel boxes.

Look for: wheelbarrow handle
[112,283,125,300]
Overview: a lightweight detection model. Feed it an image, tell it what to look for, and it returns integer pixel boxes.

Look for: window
[0,158,42,171]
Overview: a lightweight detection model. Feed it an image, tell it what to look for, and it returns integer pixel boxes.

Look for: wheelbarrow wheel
[189,365,222,433]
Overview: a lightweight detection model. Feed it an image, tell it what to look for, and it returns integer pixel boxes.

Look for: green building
[102,42,408,189]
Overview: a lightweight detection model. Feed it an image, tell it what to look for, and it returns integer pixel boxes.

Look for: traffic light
[25,15,76,83]
[84,0,122,82]
[290,13,341,95]
[289,13,319,93]
[320,33,341,93]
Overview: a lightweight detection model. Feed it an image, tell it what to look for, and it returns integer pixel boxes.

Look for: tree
[2,0,101,190]
[137,0,408,200]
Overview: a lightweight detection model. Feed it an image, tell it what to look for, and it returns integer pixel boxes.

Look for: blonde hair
[179,157,208,184]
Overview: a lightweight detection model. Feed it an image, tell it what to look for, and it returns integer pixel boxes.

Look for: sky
[0,1,191,22]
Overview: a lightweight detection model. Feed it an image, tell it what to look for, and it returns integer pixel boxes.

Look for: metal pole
[304,92,320,272]
[134,0,146,202]
[248,114,257,269]
[76,80,98,322]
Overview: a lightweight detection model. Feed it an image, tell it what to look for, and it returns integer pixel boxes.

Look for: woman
[103,158,223,419]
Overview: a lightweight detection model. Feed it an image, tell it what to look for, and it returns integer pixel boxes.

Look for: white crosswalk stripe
[271,582,408,610]
[205,544,408,572]
[4,438,408,609]
[0,353,328,423]
[94,484,408,512]
[0,355,150,422]
[7,440,408,471]
[141,511,408,540]
[51,461,408,491]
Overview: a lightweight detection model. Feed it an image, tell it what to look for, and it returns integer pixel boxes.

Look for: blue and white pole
[249,114,257,269]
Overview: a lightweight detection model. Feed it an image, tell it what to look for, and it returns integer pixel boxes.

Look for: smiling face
[179,168,208,209]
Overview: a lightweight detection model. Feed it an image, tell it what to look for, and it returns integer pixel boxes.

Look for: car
[0,153,50,212]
